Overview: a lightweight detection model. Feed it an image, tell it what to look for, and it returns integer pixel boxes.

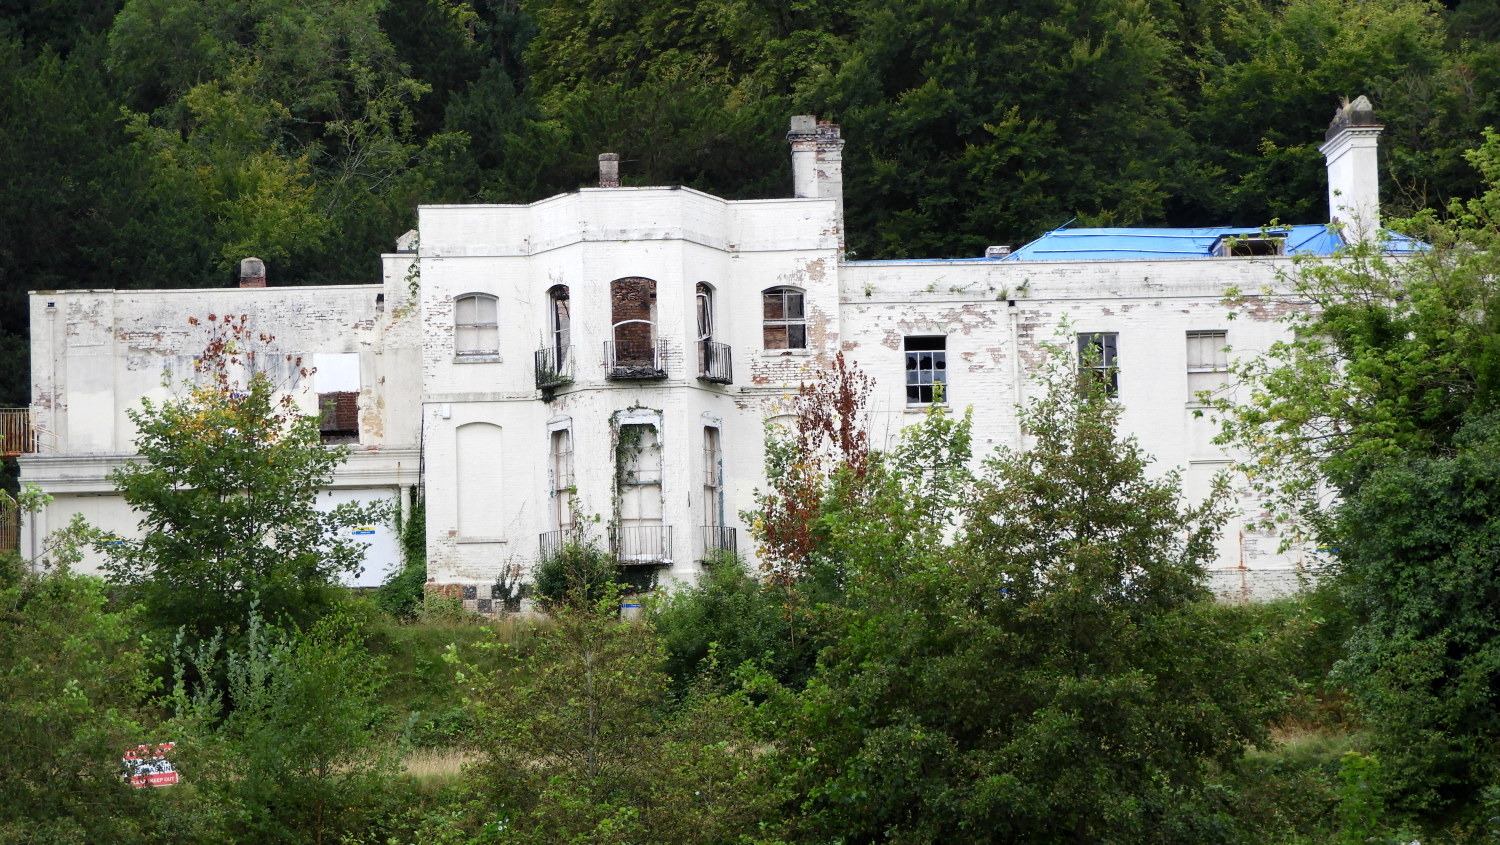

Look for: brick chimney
[599,153,620,188]
[1319,95,1383,242]
[788,115,845,222]
[239,257,266,288]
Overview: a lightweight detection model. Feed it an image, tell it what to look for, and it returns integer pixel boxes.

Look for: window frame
[1077,332,1120,397]
[1185,330,1229,405]
[904,335,948,406]
[453,293,499,357]
[762,287,807,350]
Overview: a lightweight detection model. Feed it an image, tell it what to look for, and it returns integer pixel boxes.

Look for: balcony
[538,527,585,560]
[534,346,574,389]
[701,526,737,562]
[697,341,732,384]
[0,408,39,457]
[610,525,673,565]
[605,339,667,380]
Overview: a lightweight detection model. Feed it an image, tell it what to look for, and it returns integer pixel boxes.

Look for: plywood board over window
[456,422,504,541]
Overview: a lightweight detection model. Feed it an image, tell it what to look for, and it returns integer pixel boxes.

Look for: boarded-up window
[456,423,503,539]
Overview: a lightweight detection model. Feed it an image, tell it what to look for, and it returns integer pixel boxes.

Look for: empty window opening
[608,277,662,376]
[763,287,807,350]
[455,293,499,355]
[905,336,948,405]
[1186,330,1229,402]
[1211,233,1286,257]
[318,392,359,442]
[1078,332,1119,397]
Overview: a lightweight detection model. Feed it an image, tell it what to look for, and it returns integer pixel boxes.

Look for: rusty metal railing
[0,409,38,455]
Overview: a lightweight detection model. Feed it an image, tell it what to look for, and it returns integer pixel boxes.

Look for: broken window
[454,293,499,356]
[905,336,948,405]
[1211,233,1287,257]
[763,287,807,350]
[549,285,570,368]
[318,391,359,442]
[1186,330,1229,402]
[1077,332,1119,397]
[608,277,662,376]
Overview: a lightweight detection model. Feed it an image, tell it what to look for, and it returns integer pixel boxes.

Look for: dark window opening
[905,336,948,404]
[318,392,359,442]
[1077,332,1119,397]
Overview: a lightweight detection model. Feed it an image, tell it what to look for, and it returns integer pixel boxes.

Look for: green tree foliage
[785,359,1283,842]
[168,608,395,844]
[1219,130,1500,537]
[1221,132,1500,817]
[0,553,155,843]
[103,315,384,640]
[653,558,802,693]
[1333,415,1500,812]
[461,578,781,843]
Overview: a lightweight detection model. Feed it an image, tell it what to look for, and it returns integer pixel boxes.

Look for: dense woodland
[5,0,1500,405]
[9,0,1500,842]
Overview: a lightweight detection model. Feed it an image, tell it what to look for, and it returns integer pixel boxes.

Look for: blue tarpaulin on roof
[1001,224,1422,261]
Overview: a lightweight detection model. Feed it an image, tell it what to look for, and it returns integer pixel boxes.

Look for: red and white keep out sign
[123,742,180,787]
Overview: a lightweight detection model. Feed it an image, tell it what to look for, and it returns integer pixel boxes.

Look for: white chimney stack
[1319,95,1383,242]
[788,115,845,223]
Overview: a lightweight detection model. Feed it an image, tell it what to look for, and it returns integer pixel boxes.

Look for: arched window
[696,282,730,382]
[454,293,498,356]
[607,277,664,377]
[696,283,714,343]
[762,286,806,350]
[549,285,571,357]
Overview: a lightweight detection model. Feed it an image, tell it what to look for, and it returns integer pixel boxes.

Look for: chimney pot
[598,153,620,188]
[239,257,266,288]
[1319,95,1383,241]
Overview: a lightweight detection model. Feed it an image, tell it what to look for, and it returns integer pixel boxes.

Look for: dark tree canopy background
[2,0,1498,406]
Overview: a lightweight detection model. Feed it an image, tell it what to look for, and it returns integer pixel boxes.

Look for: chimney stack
[239,257,266,288]
[788,116,845,223]
[598,153,620,188]
[1319,95,1383,242]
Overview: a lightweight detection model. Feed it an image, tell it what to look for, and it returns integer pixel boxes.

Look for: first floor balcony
[605,338,667,380]
[534,345,574,389]
[697,341,732,384]
[0,408,39,457]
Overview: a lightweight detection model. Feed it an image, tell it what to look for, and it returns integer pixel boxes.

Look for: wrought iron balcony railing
[534,345,574,389]
[604,339,667,380]
[610,525,673,565]
[701,525,737,561]
[538,527,586,560]
[697,341,732,384]
[0,408,38,456]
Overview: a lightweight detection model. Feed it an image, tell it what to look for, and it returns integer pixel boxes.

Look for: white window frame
[762,287,807,350]
[454,293,499,357]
